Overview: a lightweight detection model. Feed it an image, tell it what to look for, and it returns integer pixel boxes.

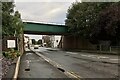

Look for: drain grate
[57,68,65,72]
[25,68,30,71]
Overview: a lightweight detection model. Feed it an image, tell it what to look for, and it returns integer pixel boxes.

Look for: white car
[34,45,39,49]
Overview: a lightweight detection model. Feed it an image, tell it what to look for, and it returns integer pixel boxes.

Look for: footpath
[2,48,68,79]
[46,48,119,55]
[1,57,16,79]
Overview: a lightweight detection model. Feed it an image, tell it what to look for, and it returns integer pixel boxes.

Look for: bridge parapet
[24,22,68,35]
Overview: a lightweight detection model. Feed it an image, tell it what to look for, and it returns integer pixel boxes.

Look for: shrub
[2,49,21,60]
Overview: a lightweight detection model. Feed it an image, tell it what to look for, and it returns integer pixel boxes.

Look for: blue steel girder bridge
[24,22,68,35]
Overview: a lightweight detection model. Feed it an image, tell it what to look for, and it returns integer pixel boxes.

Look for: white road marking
[109,59,119,61]
[34,51,82,79]
[66,52,78,54]
[91,56,97,58]
[80,54,88,57]
[26,53,32,55]
[81,54,97,58]
[97,56,109,59]
[87,55,96,57]
[81,54,109,59]
[23,60,40,63]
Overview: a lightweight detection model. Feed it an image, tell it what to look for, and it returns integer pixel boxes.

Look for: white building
[50,36,61,48]
[54,36,61,48]
[42,35,61,48]
[24,36,29,47]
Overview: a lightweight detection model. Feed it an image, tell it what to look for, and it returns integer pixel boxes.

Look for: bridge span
[24,22,68,35]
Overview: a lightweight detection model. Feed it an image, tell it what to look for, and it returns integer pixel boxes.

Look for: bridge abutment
[59,36,96,50]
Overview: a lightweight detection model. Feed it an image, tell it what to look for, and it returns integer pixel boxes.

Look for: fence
[97,45,120,53]
[110,46,120,52]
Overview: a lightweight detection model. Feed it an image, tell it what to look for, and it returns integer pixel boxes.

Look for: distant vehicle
[39,45,43,47]
[34,45,39,49]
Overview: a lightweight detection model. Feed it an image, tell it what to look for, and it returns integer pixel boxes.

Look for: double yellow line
[12,50,82,80]
[34,51,82,80]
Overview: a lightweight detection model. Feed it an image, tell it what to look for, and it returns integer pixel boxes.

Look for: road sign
[7,40,16,48]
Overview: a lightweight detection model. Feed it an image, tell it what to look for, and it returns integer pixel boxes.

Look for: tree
[92,2,120,45]
[65,2,120,45]
[2,2,24,59]
[31,39,36,45]
[2,2,15,37]
[13,11,24,37]
[2,2,24,38]
[37,39,42,45]
[42,36,52,47]
[65,2,113,39]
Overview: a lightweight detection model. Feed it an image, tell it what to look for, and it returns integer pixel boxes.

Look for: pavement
[18,48,68,79]
[1,56,16,79]
[3,63,16,79]
[47,48,119,55]
[0,58,2,79]
[31,47,119,78]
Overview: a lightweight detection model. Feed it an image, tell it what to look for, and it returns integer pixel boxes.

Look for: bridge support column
[62,36,76,49]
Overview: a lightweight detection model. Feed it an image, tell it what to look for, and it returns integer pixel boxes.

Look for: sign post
[2,37,18,51]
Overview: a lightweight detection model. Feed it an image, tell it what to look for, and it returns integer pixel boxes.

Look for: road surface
[18,48,68,79]
[31,47,119,79]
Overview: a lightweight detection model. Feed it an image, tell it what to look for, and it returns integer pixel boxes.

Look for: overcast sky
[14,0,78,40]
[14,1,77,24]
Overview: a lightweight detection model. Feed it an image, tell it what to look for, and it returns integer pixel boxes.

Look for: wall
[61,36,96,50]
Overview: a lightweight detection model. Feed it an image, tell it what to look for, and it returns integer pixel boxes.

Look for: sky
[14,1,78,24]
[14,0,79,40]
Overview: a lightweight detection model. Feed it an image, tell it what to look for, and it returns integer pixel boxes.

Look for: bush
[2,49,21,60]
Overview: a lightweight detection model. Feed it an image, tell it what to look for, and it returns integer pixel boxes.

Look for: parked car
[39,45,43,47]
[34,45,39,49]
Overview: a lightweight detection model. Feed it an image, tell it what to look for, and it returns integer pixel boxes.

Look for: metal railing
[110,46,120,52]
